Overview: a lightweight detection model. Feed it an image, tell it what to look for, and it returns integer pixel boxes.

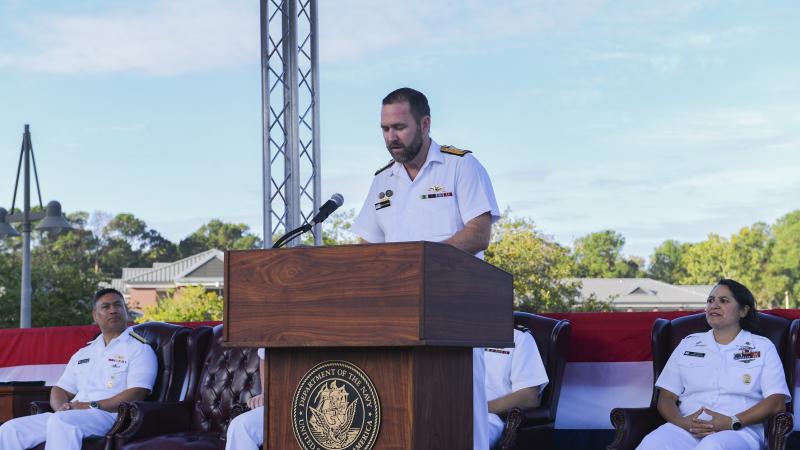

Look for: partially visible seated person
[225,348,266,450]
[0,288,157,450]
[484,326,549,448]
[637,279,790,450]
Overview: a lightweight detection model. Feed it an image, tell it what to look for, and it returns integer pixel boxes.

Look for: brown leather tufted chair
[114,324,261,450]
[28,321,191,450]
[493,312,572,450]
[608,312,798,450]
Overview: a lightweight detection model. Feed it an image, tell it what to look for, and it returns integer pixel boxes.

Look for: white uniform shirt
[656,329,790,420]
[484,329,549,402]
[56,327,157,403]
[352,139,500,258]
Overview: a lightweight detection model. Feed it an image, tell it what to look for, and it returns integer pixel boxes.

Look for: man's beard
[386,125,423,163]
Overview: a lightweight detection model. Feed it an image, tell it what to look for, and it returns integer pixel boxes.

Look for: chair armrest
[230,402,249,420]
[607,407,664,450]
[218,403,250,450]
[114,401,193,446]
[30,401,53,415]
[492,407,524,450]
[518,406,551,427]
[765,412,793,450]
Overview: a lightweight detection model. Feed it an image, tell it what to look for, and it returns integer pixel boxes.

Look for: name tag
[683,351,705,358]
[374,199,390,210]
[485,348,510,355]
[77,358,90,365]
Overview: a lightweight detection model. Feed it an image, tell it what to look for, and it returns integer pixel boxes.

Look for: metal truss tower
[260,0,321,247]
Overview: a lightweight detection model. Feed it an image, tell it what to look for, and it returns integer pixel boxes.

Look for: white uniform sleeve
[510,330,549,393]
[455,155,500,225]
[760,341,791,401]
[126,344,158,391]
[655,342,685,396]
[55,352,81,395]
[352,177,386,243]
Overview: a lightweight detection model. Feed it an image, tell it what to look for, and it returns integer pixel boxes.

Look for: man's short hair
[382,87,430,123]
[93,288,124,304]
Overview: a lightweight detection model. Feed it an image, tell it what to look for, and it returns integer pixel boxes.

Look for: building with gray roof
[571,278,713,311]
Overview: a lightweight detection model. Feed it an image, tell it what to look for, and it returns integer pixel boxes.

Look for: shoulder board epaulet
[514,324,531,334]
[130,331,149,345]
[439,145,472,157]
[374,159,394,176]
[85,340,94,346]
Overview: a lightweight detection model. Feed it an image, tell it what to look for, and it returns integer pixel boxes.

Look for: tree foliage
[765,211,800,307]
[137,285,223,323]
[648,239,689,284]
[486,214,584,312]
[0,212,264,328]
[572,230,642,278]
[178,219,261,257]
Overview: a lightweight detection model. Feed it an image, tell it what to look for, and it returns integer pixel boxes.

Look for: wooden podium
[224,242,512,449]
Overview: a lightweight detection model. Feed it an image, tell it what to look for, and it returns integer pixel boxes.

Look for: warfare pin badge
[292,360,381,450]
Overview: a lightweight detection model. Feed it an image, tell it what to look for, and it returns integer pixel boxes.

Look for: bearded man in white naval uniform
[0,288,157,450]
[351,87,501,450]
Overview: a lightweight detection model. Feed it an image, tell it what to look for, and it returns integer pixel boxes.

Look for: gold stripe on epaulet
[130,331,149,345]
[374,159,394,175]
[440,145,472,157]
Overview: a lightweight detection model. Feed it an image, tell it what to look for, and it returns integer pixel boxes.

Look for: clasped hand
[682,408,732,437]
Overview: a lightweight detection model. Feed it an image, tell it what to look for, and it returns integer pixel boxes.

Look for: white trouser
[474,347,489,450]
[0,409,116,450]
[226,406,264,450]
[487,412,504,447]
[637,422,762,450]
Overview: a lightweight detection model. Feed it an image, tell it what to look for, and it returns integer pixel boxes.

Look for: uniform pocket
[415,195,459,237]
[678,356,715,392]
[729,358,764,394]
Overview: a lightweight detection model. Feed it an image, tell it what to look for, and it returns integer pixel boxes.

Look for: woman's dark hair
[715,278,759,332]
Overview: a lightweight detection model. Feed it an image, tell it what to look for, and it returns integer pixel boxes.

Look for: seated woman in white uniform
[637,279,790,450]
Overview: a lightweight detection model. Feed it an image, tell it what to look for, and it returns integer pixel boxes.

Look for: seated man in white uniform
[225,348,266,450]
[351,87,501,450]
[0,288,157,450]
[484,326,548,448]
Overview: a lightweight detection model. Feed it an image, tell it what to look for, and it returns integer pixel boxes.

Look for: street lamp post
[0,125,72,328]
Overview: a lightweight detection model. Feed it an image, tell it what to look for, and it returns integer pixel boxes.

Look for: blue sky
[0,0,797,259]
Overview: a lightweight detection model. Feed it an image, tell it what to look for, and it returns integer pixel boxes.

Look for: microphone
[271,193,344,248]
[311,193,344,225]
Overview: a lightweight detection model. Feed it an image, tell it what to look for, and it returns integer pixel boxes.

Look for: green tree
[178,219,261,257]
[677,234,729,285]
[572,230,639,278]
[298,210,359,246]
[485,214,584,312]
[27,213,105,326]
[0,251,21,328]
[137,285,223,322]
[649,239,689,283]
[765,211,800,307]
[726,223,771,303]
[99,213,177,276]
